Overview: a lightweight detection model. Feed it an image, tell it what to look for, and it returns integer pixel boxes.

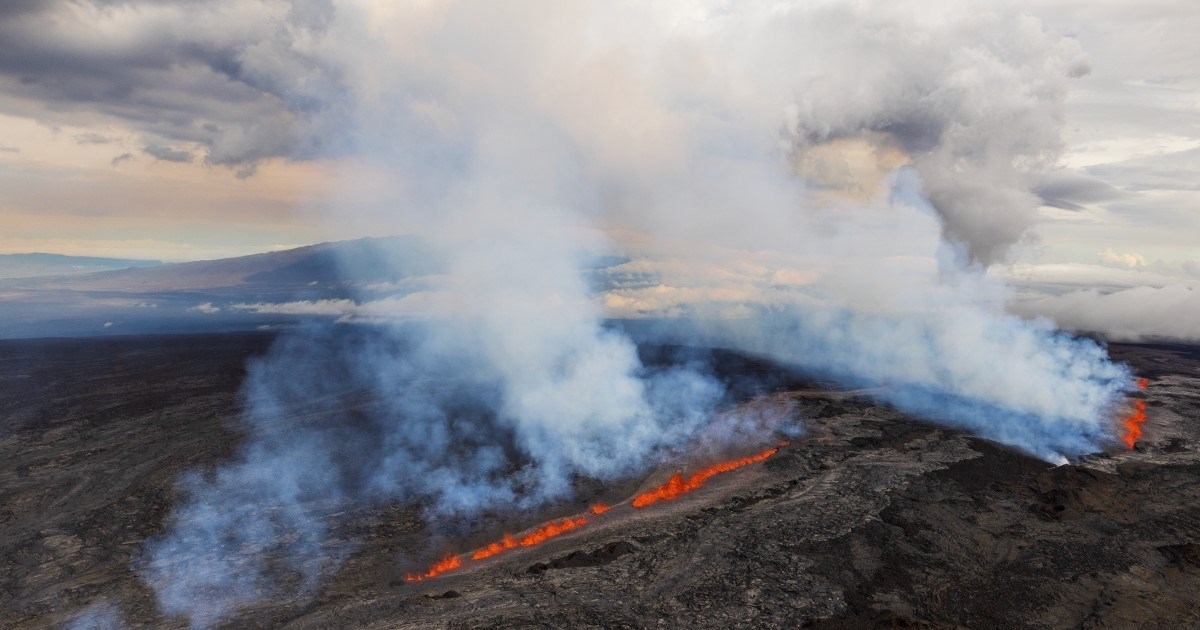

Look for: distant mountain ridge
[0,253,163,280]
[0,236,624,339]
[0,236,442,338]
[0,236,437,292]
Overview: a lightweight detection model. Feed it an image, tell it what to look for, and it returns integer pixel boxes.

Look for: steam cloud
[138,1,1135,626]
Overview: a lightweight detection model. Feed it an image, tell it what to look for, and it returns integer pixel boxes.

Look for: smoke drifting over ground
[137,1,1137,626]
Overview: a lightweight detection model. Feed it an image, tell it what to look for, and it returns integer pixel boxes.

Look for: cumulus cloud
[1098,248,1147,269]
[188,302,219,314]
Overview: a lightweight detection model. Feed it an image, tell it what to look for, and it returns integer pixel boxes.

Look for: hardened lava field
[1,333,1199,628]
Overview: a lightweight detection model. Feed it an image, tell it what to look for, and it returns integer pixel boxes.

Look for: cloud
[73,131,116,144]
[231,293,460,320]
[1013,284,1200,342]
[0,1,44,20]
[1033,171,1130,211]
[997,261,1178,291]
[188,302,219,314]
[143,144,193,163]
[1098,248,1147,269]
[0,144,18,153]
[0,1,349,171]
[109,152,133,167]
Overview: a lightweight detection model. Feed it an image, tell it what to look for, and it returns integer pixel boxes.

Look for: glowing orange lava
[632,446,780,509]
[404,553,462,582]
[471,533,518,560]
[406,443,787,580]
[1120,378,1150,449]
[471,517,589,560]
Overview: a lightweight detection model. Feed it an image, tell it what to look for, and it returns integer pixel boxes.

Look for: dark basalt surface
[1,333,1198,629]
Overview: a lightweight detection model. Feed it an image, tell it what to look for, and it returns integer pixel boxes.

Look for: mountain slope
[0,236,435,292]
[0,253,162,280]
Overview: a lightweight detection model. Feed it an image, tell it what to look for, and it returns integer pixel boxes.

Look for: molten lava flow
[404,553,462,582]
[1120,378,1150,449]
[407,442,788,580]
[471,533,518,560]
[519,516,588,546]
[472,517,589,560]
[632,446,780,509]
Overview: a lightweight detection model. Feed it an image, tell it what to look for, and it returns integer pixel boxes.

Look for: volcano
[1,333,1199,628]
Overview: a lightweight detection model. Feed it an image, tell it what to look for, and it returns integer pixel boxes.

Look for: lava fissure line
[1120,377,1149,449]
[470,516,589,561]
[631,445,782,509]
[404,554,462,582]
[404,444,787,581]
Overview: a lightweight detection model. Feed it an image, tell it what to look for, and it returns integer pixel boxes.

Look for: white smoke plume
[139,1,1136,626]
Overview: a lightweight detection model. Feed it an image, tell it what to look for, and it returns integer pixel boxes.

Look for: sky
[0,1,1196,309]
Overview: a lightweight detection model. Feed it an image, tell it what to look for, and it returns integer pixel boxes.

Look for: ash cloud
[126,1,1139,626]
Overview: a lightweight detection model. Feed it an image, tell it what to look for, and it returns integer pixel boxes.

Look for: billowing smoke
[140,327,724,625]
[138,1,1135,626]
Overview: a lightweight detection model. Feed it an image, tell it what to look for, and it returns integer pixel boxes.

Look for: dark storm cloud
[0,1,348,172]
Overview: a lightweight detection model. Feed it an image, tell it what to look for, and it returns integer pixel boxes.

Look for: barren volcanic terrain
[2,333,1198,628]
